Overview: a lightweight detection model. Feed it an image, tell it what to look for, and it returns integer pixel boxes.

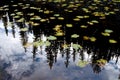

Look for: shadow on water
[0,0,120,80]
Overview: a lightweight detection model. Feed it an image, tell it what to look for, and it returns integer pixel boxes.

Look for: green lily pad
[71,34,79,38]
[89,37,96,42]
[20,28,28,31]
[47,35,57,40]
[72,44,83,50]
[76,60,88,68]
[109,39,117,43]
[104,29,113,33]
[44,41,51,46]
[101,32,110,36]
[66,24,73,27]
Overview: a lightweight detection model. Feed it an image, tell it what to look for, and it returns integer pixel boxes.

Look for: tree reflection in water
[0,0,120,77]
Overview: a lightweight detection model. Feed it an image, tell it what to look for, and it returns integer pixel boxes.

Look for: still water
[0,0,120,80]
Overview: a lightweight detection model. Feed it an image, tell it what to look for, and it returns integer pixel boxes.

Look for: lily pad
[104,29,113,33]
[83,36,89,40]
[72,44,83,50]
[47,35,57,40]
[66,24,73,27]
[76,60,88,68]
[89,37,96,42]
[44,41,51,46]
[20,28,28,31]
[101,32,110,36]
[109,39,117,43]
[55,31,64,36]
[71,34,79,38]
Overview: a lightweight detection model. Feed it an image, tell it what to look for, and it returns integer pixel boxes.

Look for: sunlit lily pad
[80,25,88,28]
[109,39,117,43]
[89,37,96,42]
[16,18,24,22]
[84,15,90,18]
[101,32,110,36]
[20,28,28,31]
[96,59,107,64]
[104,29,113,33]
[87,21,94,25]
[66,24,73,27]
[47,35,57,40]
[27,13,34,16]
[44,41,51,46]
[71,34,79,38]
[53,14,60,17]
[44,10,50,14]
[83,36,89,40]
[10,13,15,16]
[76,60,88,68]
[58,17,64,20]
[23,43,32,48]
[76,16,84,19]
[55,31,64,36]
[31,23,40,26]
[50,17,56,20]
[72,44,83,50]
[40,19,47,22]
[13,15,20,18]
[91,20,99,23]
[62,43,68,49]
[73,18,80,21]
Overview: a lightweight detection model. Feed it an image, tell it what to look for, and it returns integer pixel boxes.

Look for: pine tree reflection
[2,12,8,36]
[64,49,70,68]
[46,48,54,69]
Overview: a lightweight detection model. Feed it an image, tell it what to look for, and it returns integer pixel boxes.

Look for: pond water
[0,0,120,80]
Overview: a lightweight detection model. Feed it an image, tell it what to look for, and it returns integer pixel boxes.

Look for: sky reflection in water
[0,1,120,80]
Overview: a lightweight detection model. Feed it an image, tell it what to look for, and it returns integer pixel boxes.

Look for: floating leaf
[101,32,110,36]
[50,17,56,20]
[66,24,73,27]
[80,25,88,28]
[20,28,28,31]
[40,19,46,22]
[87,21,94,25]
[55,31,64,36]
[89,37,96,42]
[32,23,40,26]
[44,41,51,46]
[47,35,57,40]
[72,44,83,50]
[23,43,32,48]
[104,29,113,33]
[76,16,84,19]
[53,14,60,17]
[16,18,24,22]
[109,39,117,43]
[73,18,80,21]
[96,59,107,64]
[58,17,64,20]
[62,43,68,49]
[33,41,40,47]
[14,15,20,18]
[71,34,79,38]
[83,36,89,40]
[76,60,88,68]
[84,15,90,18]
[44,10,50,14]
[91,20,99,23]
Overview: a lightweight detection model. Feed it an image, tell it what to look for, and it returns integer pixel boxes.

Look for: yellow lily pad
[109,39,117,43]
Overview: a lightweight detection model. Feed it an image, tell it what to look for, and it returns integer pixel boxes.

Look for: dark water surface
[0,0,120,80]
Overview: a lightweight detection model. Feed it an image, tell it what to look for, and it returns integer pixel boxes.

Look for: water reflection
[0,0,120,80]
